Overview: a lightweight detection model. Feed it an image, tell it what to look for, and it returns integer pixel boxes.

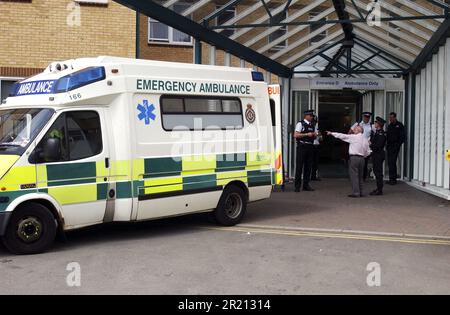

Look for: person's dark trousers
[387,144,401,182]
[295,144,313,190]
[363,157,369,180]
[372,152,385,191]
[311,145,320,180]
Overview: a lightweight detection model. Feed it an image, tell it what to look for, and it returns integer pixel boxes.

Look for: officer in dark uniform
[369,117,387,196]
[311,114,322,181]
[386,112,405,185]
[294,109,317,192]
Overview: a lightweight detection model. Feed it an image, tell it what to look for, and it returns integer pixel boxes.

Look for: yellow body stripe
[0,155,20,179]
[144,176,182,187]
[246,152,272,166]
[96,161,109,183]
[144,184,183,194]
[36,164,48,188]
[182,169,215,176]
[48,184,97,205]
[1,165,36,190]
[182,154,216,171]
[114,160,131,180]
[132,159,145,180]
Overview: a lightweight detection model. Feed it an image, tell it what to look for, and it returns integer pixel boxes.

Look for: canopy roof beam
[114,0,291,77]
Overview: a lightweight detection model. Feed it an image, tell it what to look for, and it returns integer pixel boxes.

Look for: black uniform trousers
[387,144,401,182]
[363,157,369,180]
[311,145,320,180]
[295,143,313,190]
[371,152,385,191]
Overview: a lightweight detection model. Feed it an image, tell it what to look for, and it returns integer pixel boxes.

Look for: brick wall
[0,0,136,77]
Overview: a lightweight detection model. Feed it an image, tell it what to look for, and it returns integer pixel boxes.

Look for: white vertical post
[209,46,216,65]
[281,77,290,174]
[266,71,271,84]
[240,59,245,68]
[413,73,421,180]
[424,61,432,183]
[224,52,231,67]
[419,69,426,182]
[437,46,445,187]
[430,54,438,185]
[444,39,450,190]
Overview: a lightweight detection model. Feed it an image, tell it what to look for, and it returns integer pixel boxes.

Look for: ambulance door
[268,84,283,185]
[33,108,111,228]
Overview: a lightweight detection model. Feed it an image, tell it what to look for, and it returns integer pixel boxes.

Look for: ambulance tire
[2,203,57,255]
[213,185,247,226]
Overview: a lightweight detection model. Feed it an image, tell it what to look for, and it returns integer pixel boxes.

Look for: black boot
[303,185,315,191]
[370,189,383,196]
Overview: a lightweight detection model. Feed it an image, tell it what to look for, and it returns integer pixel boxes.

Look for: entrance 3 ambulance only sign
[310,78,385,90]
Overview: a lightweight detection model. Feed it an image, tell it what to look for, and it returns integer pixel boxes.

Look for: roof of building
[114,0,450,78]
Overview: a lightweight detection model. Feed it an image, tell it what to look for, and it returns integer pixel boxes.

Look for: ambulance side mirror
[43,138,62,162]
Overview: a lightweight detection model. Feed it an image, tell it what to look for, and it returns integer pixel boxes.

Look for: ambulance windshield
[0,108,54,155]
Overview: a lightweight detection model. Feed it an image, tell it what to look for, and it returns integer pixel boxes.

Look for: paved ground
[0,179,449,294]
[252,179,450,237]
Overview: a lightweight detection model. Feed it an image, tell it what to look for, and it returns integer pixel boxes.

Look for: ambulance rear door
[268,84,283,186]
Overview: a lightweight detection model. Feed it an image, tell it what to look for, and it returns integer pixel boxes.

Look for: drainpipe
[135,11,140,59]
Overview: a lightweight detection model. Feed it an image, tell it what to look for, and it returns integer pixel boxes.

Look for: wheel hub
[224,193,243,219]
[17,217,42,243]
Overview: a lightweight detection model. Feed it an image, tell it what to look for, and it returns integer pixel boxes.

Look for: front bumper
[0,212,12,236]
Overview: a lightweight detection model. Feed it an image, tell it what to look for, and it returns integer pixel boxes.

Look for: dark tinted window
[161,96,243,131]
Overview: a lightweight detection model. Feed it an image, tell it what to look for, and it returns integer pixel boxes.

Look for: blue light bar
[251,71,265,82]
[55,67,105,93]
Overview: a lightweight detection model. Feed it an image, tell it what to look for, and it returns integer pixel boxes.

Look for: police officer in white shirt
[350,112,375,180]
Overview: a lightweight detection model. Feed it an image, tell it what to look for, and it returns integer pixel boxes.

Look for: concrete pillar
[209,46,216,65]
[224,53,231,67]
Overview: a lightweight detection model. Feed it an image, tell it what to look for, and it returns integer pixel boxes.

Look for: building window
[148,3,192,45]
[74,0,109,4]
[309,10,327,45]
[216,6,236,37]
[387,17,402,49]
[268,11,288,52]
[160,96,243,131]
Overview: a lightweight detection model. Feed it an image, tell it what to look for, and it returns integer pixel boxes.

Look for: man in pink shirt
[326,126,371,198]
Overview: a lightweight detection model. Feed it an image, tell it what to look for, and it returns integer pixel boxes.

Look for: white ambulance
[0,56,282,254]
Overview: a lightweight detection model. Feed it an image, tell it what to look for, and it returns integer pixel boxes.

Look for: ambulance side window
[30,111,102,163]
[160,96,243,131]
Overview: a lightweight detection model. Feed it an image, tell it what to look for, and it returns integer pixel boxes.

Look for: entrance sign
[310,78,385,90]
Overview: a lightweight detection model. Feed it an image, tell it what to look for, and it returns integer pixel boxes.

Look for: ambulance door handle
[105,157,110,169]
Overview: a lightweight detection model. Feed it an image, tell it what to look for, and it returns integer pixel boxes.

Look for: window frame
[215,5,237,37]
[159,95,244,131]
[0,77,23,102]
[268,11,288,52]
[31,110,104,164]
[148,3,193,46]
[309,10,328,45]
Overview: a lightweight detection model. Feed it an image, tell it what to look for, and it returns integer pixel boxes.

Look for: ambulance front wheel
[2,202,57,255]
[213,185,247,226]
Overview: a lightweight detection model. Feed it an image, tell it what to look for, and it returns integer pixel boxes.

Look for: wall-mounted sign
[446,149,450,161]
[310,78,385,90]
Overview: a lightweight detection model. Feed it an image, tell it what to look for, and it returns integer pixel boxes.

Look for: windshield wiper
[0,143,19,148]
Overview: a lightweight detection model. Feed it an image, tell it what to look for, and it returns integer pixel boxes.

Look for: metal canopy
[114,0,450,78]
